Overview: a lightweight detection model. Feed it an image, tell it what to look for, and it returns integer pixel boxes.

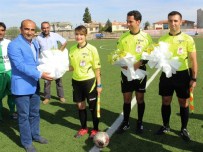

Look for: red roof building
[153,20,195,30]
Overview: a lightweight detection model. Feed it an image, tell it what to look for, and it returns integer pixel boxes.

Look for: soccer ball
[93,132,110,148]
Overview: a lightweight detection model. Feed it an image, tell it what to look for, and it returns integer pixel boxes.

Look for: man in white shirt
[37,21,67,104]
[0,22,17,121]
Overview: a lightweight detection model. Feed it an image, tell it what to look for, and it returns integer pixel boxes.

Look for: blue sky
[0,0,202,28]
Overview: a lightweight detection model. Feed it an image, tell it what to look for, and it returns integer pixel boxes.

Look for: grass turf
[0,37,203,152]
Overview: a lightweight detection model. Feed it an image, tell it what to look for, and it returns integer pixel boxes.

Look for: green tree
[98,23,103,32]
[6,27,20,40]
[83,7,92,23]
[144,21,150,30]
[104,19,112,32]
[35,26,41,32]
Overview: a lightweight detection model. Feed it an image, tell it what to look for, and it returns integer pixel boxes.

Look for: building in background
[153,20,195,30]
[48,22,73,39]
[50,22,73,32]
[153,20,169,30]
[197,8,203,28]
[111,21,128,32]
[84,22,101,34]
[181,20,195,29]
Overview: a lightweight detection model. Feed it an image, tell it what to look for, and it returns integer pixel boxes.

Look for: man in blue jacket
[8,19,53,152]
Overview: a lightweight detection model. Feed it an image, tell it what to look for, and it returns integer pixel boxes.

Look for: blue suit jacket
[8,35,41,95]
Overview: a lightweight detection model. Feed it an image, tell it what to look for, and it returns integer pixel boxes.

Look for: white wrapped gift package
[142,42,181,78]
[109,51,147,81]
[37,48,69,79]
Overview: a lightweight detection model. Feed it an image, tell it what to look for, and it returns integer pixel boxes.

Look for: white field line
[89,68,161,152]
[99,45,116,51]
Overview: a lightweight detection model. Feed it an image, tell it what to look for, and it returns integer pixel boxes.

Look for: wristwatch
[97,84,102,88]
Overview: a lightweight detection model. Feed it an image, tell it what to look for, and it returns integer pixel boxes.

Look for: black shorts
[72,78,97,103]
[121,66,147,93]
[159,69,190,98]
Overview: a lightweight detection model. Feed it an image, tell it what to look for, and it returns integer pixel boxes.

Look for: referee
[116,10,153,134]
[69,25,102,139]
[156,11,198,142]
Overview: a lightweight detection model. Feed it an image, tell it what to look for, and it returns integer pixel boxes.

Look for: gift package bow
[108,49,147,81]
[141,42,182,78]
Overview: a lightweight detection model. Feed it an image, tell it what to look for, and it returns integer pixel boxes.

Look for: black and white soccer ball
[93,132,110,148]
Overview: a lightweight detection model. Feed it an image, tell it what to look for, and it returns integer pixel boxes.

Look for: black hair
[41,21,50,28]
[0,22,6,30]
[127,10,142,21]
[168,11,182,19]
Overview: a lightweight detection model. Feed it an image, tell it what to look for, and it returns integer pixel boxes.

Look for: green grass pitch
[1,37,203,152]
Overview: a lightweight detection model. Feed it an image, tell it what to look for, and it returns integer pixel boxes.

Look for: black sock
[161,105,171,127]
[123,103,131,123]
[90,109,99,130]
[138,102,145,122]
[79,109,87,129]
[180,106,189,130]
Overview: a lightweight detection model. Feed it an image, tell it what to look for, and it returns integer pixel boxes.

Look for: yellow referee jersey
[117,30,153,61]
[69,43,101,81]
[159,32,196,71]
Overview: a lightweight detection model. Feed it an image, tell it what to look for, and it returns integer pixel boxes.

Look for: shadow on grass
[39,101,203,151]
[42,101,121,131]
[132,120,203,152]
[39,92,59,101]
[0,108,21,147]
[176,112,203,120]
[81,113,170,152]
[83,130,171,152]
[104,134,170,152]
[40,102,79,131]
[41,102,121,151]
[82,116,203,152]
[186,113,203,121]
